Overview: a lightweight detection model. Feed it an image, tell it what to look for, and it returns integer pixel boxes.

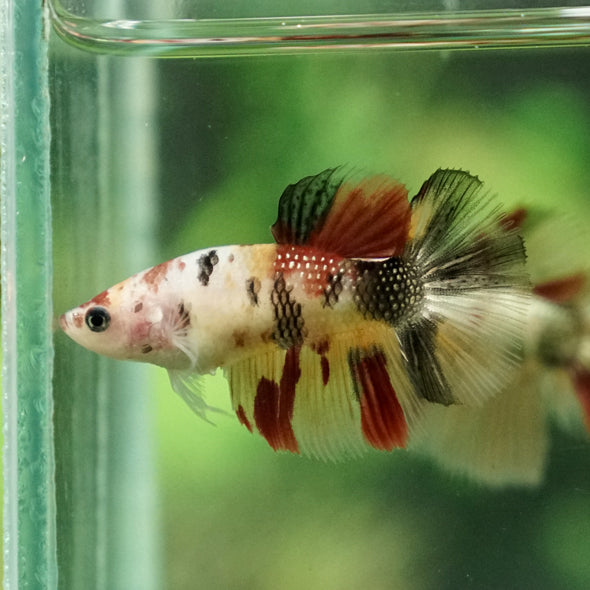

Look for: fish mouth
[59,309,85,333]
[59,313,69,331]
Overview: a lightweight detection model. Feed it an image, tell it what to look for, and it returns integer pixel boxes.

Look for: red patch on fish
[533,273,586,303]
[177,260,186,271]
[320,357,329,386]
[572,368,590,432]
[236,405,252,432]
[500,208,527,232]
[349,349,408,450]
[274,244,344,297]
[308,177,411,259]
[73,313,84,328]
[90,289,111,307]
[142,260,171,293]
[253,347,301,452]
[129,319,153,344]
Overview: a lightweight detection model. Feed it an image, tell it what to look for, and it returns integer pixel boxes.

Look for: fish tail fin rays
[226,328,421,459]
[271,167,411,258]
[412,361,548,488]
[402,169,531,407]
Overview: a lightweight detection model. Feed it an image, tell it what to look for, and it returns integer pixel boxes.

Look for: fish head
[60,273,192,370]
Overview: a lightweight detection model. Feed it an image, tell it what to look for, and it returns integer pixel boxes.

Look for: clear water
[7,1,590,589]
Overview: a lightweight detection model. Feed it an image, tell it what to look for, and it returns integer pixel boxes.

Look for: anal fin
[226,327,421,460]
[253,348,300,453]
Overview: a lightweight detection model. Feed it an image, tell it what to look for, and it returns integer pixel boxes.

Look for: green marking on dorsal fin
[271,167,344,246]
[271,167,412,259]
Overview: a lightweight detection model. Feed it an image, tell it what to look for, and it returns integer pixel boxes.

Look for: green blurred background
[49,35,590,590]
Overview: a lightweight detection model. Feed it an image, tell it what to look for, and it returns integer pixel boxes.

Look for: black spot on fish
[134,302,143,313]
[246,277,261,306]
[271,272,307,349]
[353,257,423,326]
[197,250,219,286]
[323,272,343,308]
[177,301,191,330]
[347,348,363,401]
[141,344,153,354]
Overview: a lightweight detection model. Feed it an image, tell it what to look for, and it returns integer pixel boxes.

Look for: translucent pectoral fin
[168,369,228,424]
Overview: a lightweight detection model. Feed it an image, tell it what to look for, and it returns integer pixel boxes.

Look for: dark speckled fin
[271,168,411,259]
[403,168,531,408]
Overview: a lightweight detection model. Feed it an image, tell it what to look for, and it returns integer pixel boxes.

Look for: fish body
[61,167,532,460]
[61,242,394,372]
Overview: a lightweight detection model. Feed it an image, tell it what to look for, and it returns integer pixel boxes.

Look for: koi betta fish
[60,168,531,461]
[413,208,590,487]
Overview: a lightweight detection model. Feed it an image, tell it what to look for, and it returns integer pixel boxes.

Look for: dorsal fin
[271,168,343,246]
[271,168,411,259]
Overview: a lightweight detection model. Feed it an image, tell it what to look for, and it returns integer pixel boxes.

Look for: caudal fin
[400,169,530,407]
[413,208,589,487]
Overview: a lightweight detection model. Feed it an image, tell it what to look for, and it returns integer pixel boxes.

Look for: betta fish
[60,167,531,460]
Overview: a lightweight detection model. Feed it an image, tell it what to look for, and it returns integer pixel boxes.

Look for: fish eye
[85,307,111,333]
